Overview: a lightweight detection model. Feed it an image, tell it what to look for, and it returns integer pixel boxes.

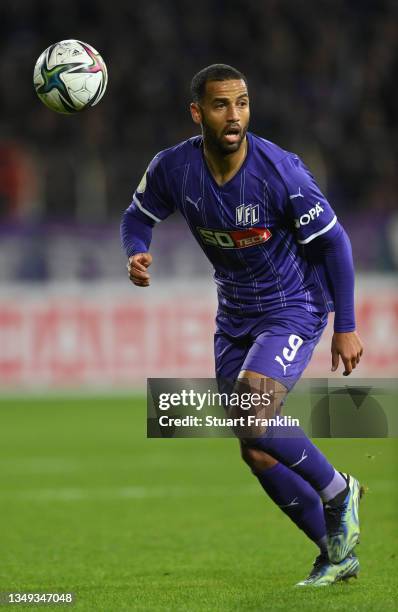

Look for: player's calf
[240,442,278,472]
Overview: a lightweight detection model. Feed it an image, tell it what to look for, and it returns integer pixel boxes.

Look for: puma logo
[275,355,292,376]
[289,449,308,468]
[186,195,202,210]
[289,187,304,200]
[279,496,299,508]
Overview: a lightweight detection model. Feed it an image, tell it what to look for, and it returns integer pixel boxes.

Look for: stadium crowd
[0,0,397,277]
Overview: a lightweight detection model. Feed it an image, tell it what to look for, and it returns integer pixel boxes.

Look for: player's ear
[190,102,202,125]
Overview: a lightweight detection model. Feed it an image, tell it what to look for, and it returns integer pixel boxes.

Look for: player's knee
[240,443,277,473]
[235,372,287,419]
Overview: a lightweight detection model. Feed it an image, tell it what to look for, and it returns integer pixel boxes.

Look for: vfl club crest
[235,204,259,226]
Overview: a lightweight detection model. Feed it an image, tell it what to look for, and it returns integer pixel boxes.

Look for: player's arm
[280,154,363,376]
[121,207,154,286]
[120,153,174,287]
[306,222,363,376]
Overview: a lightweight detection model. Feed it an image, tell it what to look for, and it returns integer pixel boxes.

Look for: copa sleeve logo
[294,202,324,228]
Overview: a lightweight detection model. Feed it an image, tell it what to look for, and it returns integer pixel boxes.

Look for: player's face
[191,79,250,155]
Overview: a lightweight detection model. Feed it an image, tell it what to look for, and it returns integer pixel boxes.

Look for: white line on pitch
[1,483,259,502]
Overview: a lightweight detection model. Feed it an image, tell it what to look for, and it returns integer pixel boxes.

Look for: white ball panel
[68,88,92,107]
[47,40,91,68]
[38,89,73,114]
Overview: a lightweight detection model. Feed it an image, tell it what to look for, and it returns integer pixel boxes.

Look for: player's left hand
[331,331,363,376]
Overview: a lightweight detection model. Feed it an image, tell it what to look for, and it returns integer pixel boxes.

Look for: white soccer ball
[33,39,108,114]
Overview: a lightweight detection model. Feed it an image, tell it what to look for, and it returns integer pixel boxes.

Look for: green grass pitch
[0,396,396,611]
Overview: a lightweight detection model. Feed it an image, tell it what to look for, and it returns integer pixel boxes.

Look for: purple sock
[254,425,335,492]
[255,462,327,549]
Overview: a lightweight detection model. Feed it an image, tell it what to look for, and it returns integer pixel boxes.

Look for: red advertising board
[0,279,396,389]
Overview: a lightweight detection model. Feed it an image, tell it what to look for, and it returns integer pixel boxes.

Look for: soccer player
[121,64,364,586]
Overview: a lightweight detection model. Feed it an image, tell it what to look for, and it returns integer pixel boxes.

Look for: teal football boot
[296,552,359,587]
[324,473,365,563]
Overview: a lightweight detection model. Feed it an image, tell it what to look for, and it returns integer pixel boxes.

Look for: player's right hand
[127,252,153,287]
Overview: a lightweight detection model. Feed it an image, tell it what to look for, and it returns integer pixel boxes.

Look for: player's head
[190,64,249,155]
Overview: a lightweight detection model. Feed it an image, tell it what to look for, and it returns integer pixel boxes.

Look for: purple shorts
[214,307,328,391]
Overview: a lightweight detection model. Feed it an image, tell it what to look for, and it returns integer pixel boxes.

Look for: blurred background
[0,0,397,388]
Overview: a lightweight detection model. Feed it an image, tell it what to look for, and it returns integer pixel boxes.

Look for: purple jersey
[128,133,338,315]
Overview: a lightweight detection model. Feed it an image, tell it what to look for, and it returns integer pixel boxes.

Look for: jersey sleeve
[277,154,337,245]
[130,151,175,223]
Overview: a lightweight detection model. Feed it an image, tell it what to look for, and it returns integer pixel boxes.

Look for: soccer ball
[33,39,108,114]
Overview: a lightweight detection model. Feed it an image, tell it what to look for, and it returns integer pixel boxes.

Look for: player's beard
[202,120,248,156]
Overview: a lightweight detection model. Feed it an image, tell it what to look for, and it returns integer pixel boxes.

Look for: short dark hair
[191,64,248,102]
